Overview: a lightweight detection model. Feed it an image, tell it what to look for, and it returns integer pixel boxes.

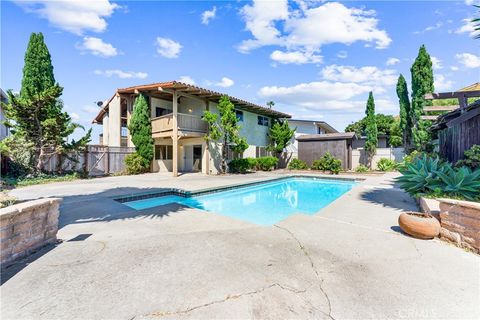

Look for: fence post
[83,147,89,176]
[106,147,110,175]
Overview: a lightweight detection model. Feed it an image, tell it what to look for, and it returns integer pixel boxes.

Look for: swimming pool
[124,177,356,225]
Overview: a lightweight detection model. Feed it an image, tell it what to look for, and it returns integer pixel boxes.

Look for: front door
[193,145,202,172]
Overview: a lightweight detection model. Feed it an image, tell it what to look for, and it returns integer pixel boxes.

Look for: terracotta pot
[398,212,440,239]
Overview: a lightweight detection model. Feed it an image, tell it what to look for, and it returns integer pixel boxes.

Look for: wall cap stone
[0,198,62,220]
[437,198,480,210]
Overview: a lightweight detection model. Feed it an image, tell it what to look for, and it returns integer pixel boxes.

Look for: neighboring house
[287,119,337,153]
[1,89,9,141]
[93,81,291,176]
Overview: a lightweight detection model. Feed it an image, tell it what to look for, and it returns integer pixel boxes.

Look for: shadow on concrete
[58,187,194,228]
[359,186,418,212]
[1,242,58,285]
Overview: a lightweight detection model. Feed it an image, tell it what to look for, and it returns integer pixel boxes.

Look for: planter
[398,211,440,239]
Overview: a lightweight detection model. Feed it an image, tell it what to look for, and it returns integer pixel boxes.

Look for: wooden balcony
[151,112,207,138]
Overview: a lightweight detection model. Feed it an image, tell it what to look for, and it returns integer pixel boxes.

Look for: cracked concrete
[1,172,479,319]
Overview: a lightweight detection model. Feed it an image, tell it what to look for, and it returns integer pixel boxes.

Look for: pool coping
[113,174,363,204]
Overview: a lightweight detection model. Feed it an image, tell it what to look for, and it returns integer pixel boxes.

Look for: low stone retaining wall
[438,199,480,253]
[1,198,61,266]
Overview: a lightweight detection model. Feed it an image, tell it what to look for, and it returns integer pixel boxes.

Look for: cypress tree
[410,45,434,151]
[128,94,154,166]
[20,33,56,99]
[364,92,378,168]
[396,74,411,149]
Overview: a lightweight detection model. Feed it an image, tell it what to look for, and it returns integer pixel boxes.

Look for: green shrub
[125,153,150,175]
[255,156,278,171]
[456,145,480,170]
[311,152,342,174]
[355,164,369,173]
[397,154,448,195]
[288,158,308,170]
[229,158,251,174]
[434,166,480,201]
[377,158,397,171]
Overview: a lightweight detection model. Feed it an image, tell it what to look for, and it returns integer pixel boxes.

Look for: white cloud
[464,0,476,5]
[456,53,480,68]
[70,112,80,121]
[201,6,217,25]
[215,77,234,88]
[15,0,119,35]
[455,18,477,37]
[386,57,400,66]
[270,50,322,64]
[178,76,196,85]
[431,56,443,70]
[155,37,182,58]
[320,65,398,88]
[82,105,100,114]
[414,21,443,34]
[77,37,118,57]
[337,50,348,59]
[258,81,395,113]
[94,69,148,79]
[450,66,459,71]
[238,1,391,64]
[434,74,454,91]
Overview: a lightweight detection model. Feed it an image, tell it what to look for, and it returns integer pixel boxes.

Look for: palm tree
[473,5,480,39]
[266,101,275,109]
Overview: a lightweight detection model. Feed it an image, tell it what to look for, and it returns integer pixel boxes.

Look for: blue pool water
[124,177,355,225]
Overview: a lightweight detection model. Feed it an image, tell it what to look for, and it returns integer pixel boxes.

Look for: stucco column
[126,95,133,147]
[172,90,178,177]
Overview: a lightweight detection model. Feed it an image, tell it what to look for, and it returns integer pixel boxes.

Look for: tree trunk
[221,135,228,174]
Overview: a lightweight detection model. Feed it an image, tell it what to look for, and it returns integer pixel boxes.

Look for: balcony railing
[151,112,207,135]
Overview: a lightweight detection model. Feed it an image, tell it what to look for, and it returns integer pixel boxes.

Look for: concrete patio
[1,172,479,319]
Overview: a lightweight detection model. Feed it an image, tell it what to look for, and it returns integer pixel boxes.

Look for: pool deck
[2,171,479,319]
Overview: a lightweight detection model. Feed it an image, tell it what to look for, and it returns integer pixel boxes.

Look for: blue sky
[1,0,479,143]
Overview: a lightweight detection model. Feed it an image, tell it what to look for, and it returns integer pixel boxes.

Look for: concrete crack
[274,225,335,320]
[147,283,306,318]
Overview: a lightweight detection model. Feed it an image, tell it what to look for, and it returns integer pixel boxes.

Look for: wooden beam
[421,115,439,120]
[423,105,459,112]
[425,90,480,100]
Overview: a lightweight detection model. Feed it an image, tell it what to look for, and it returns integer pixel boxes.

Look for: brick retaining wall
[438,198,480,253]
[1,198,61,266]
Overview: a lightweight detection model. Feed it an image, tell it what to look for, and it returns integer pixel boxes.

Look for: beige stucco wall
[102,114,109,146]
[108,96,121,147]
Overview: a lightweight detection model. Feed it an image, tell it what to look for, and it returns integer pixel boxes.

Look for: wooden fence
[438,112,480,163]
[42,145,135,176]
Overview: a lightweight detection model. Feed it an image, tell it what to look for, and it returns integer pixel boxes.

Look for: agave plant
[396,154,450,195]
[435,166,480,200]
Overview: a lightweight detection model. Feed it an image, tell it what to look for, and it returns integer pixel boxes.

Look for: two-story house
[93,81,291,176]
[287,119,337,153]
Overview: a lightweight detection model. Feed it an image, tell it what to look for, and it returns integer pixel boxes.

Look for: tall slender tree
[128,94,154,168]
[364,92,378,168]
[410,45,434,151]
[202,95,248,173]
[3,32,90,172]
[396,74,411,149]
